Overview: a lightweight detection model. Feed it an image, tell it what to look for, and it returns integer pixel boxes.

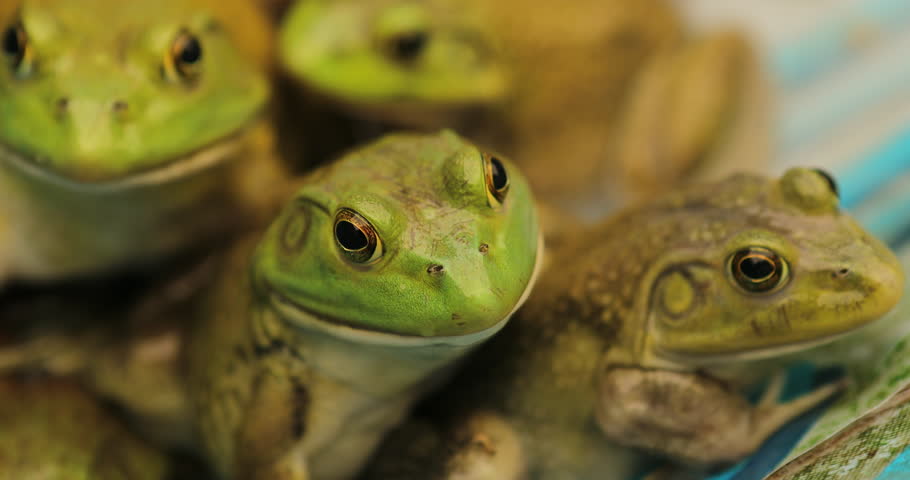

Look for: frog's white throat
[267,232,544,397]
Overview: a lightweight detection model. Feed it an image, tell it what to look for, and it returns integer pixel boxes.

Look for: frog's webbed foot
[616,30,766,197]
[595,367,844,467]
[363,412,525,480]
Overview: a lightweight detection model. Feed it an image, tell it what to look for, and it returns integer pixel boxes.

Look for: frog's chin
[0,125,253,193]
[652,327,863,367]
[269,231,545,349]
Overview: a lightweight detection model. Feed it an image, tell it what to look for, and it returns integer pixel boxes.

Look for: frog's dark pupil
[179,36,202,64]
[335,221,369,251]
[739,256,775,281]
[2,27,21,58]
[490,157,508,191]
[393,31,427,61]
[811,168,839,199]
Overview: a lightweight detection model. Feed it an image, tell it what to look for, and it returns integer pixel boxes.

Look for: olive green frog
[0,0,286,284]
[1,131,542,480]
[0,377,170,480]
[363,168,904,480]
[278,0,769,210]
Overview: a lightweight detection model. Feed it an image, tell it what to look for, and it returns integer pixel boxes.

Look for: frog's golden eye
[334,208,383,264]
[810,168,839,199]
[386,31,428,63]
[729,247,789,294]
[482,152,509,206]
[2,23,29,73]
[164,30,203,83]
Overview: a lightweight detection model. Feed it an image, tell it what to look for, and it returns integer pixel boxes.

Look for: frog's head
[278,0,508,123]
[641,168,903,364]
[253,130,540,344]
[0,0,268,185]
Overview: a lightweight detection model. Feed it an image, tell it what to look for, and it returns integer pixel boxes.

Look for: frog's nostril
[427,264,445,276]
[831,268,850,279]
[478,243,489,255]
[111,100,129,115]
[55,97,69,116]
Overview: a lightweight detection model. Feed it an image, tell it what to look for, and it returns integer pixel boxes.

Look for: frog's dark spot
[55,97,69,115]
[233,345,250,362]
[291,380,310,440]
[111,100,129,114]
[427,264,445,276]
[253,338,287,358]
[452,313,466,327]
[391,31,428,62]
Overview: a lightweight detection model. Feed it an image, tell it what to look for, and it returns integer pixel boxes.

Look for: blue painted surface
[876,446,910,480]
[857,187,910,246]
[771,0,910,89]
[834,127,910,210]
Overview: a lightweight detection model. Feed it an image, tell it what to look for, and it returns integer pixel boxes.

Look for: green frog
[0,377,169,480]
[2,131,542,480]
[0,0,286,284]
[277,0,769,211]
[362,168,904,480]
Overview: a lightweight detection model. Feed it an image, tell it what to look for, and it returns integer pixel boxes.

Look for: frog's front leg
[595,367,843,466]
[235,369,312,480]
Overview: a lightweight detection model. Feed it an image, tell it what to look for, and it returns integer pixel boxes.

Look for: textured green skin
[0,0,284,281]
[181,130,540,479]
[364,169,904,479]
[0,378,168,480]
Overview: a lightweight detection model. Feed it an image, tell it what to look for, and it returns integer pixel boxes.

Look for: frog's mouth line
[655,326,867,365]
[268,232,545,348]
[0,125,254,194]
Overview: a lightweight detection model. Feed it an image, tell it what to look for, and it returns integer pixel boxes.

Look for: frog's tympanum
[0,0,285,284]
[3,131,541,480]
[278,0,768,210]
[363,168,904,480]
[0,377,169,480]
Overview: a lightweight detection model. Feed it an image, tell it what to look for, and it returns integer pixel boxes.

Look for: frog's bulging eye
[483,152,510,206]
[2,24,29,73]
[334,209,383,264]
[388,31,428,62]
[729,247,789,294]
[810,168,839,199]
[164,30,203,83]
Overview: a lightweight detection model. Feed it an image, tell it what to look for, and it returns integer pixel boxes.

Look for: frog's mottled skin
[0,377,169,480]
[278,0,769,210]
[0,0,286,283]
[184,131,540,480]
[1,131,541,480]
[364,168,904,480]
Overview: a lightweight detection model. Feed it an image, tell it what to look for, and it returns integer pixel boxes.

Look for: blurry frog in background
[0,131,542,480]
[362,168,904,480]
[0,0,287,286]
[0,377,171,480]
[278,0,770,213]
